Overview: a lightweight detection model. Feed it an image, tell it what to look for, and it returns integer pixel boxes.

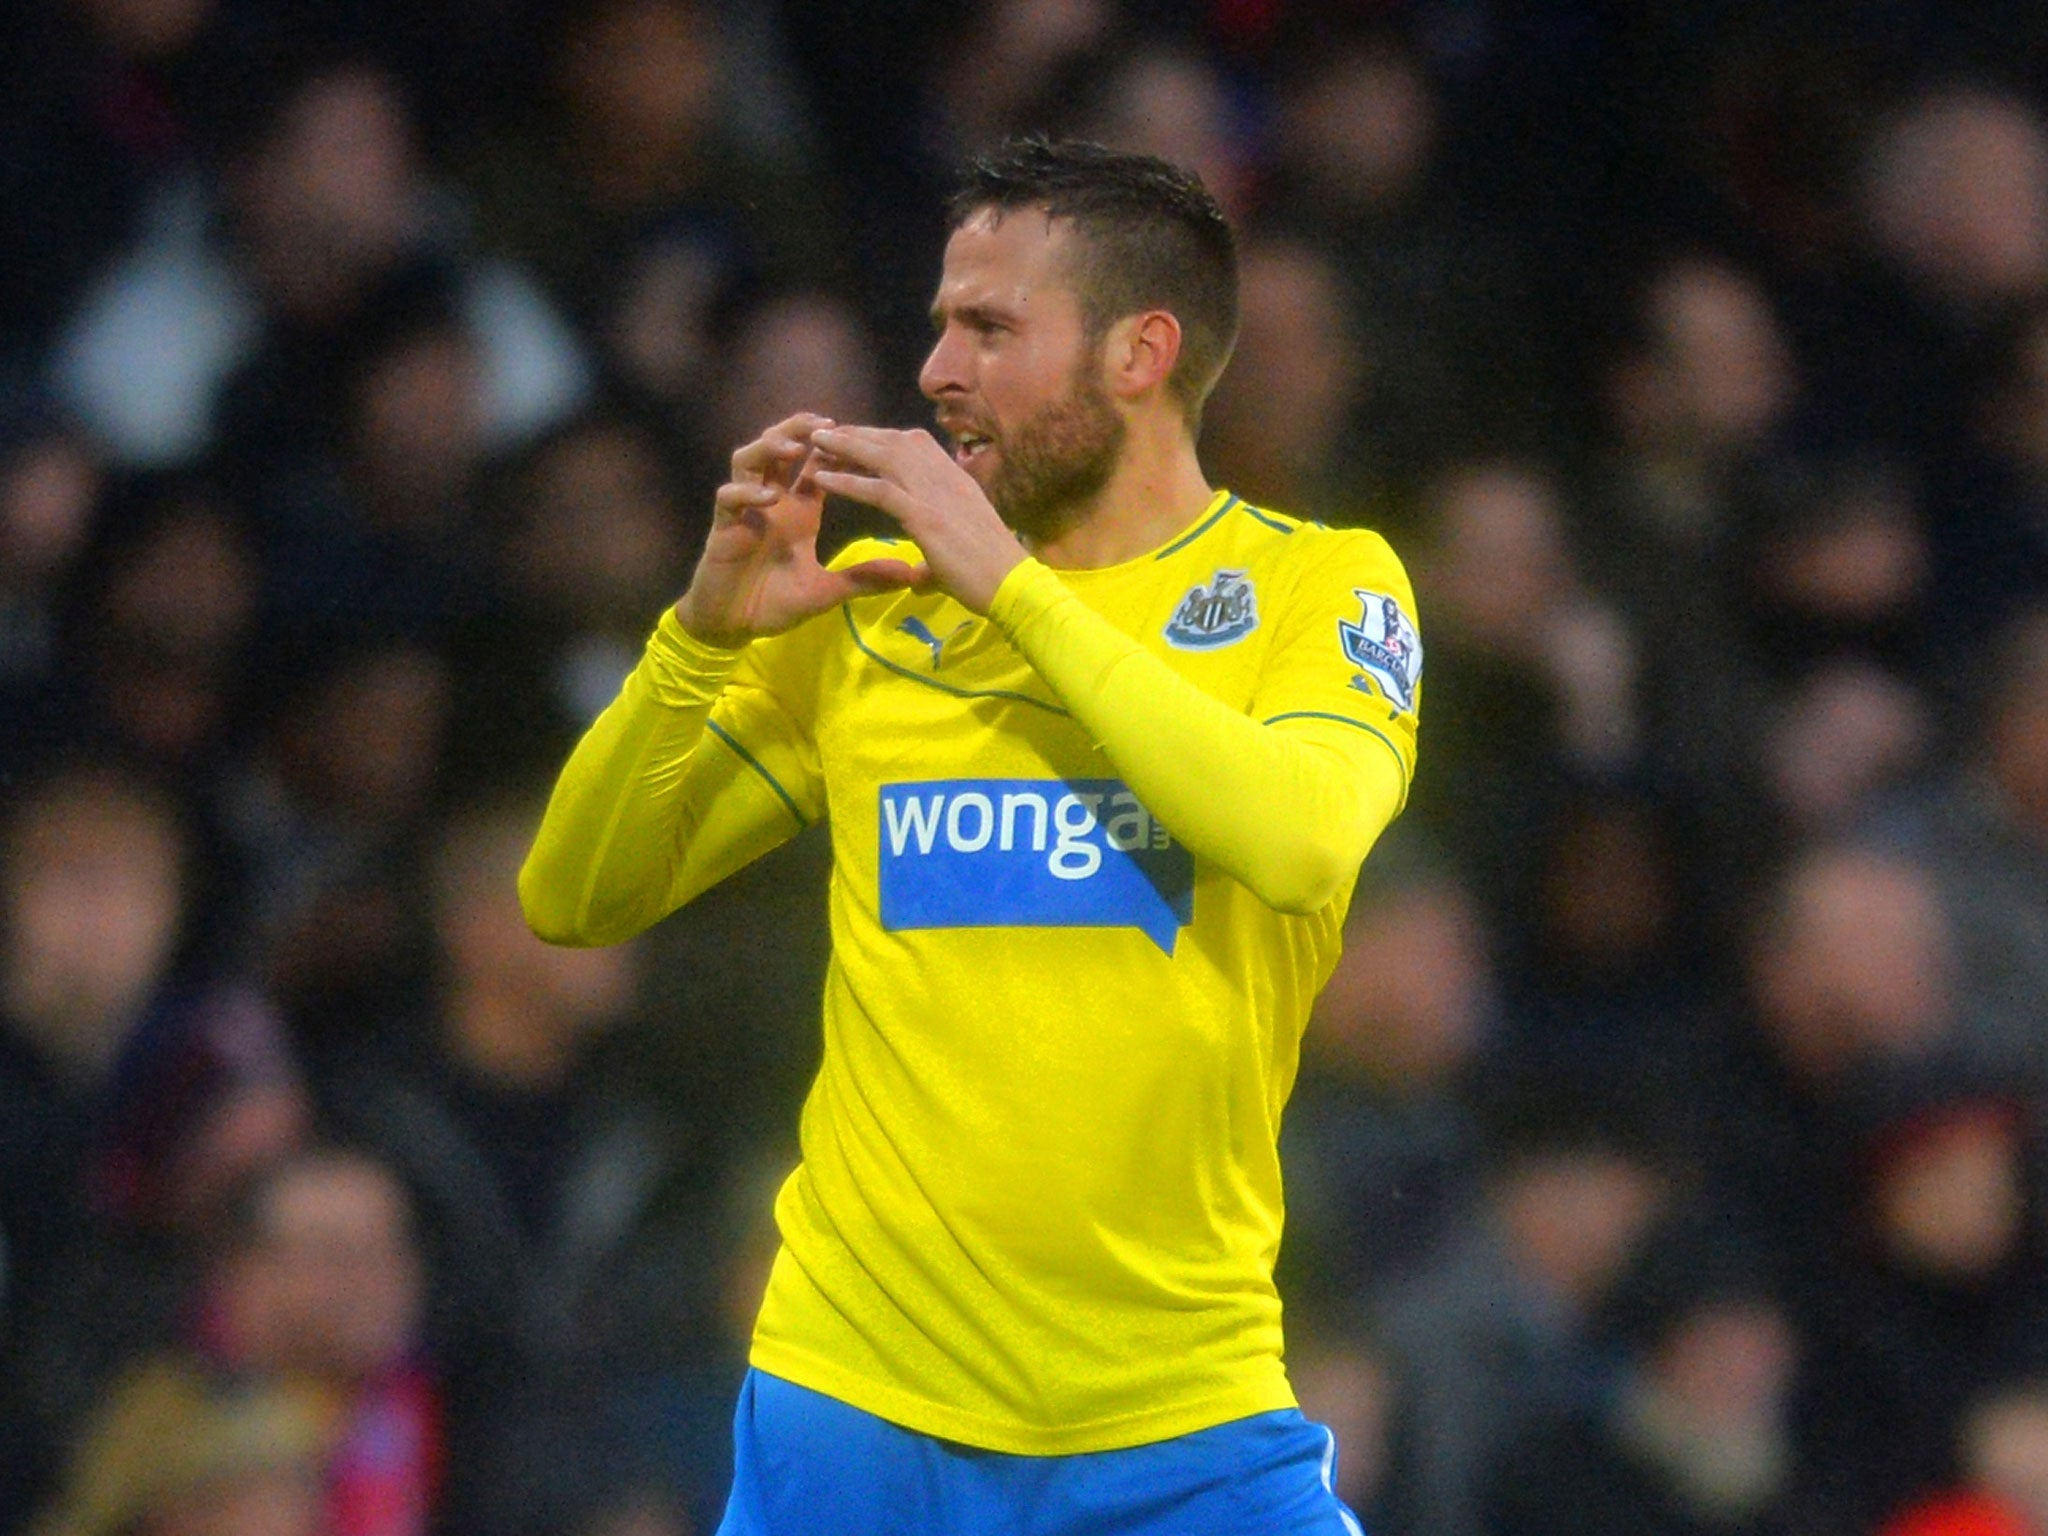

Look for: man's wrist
[641,607,747,707]
[963,547,1029,615]
[671,594,751,652]
[986,557,1066,632]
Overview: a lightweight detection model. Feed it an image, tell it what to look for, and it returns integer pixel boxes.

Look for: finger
[793,447,830,499]
[731,434,810,486]
[834,558,925,594]
[713,480,781,521]
[811,468,911,520]
[808,427,897,473]
[733,414,835,481]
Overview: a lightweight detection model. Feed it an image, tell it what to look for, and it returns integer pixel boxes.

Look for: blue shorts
[714,1370,1366,1536]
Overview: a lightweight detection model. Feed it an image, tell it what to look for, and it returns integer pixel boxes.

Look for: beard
[983,363,1127,543]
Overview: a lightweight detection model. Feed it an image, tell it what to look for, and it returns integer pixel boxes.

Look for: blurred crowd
[7,0,2048,1533]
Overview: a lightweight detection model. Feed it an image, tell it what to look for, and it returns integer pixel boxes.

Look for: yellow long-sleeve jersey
[521,490,1421,1454]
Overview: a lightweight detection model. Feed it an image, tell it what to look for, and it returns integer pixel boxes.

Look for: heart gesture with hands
[674,413,926,647]
[810,427,1028,615]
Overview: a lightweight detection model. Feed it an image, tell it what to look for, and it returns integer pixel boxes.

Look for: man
[521,138,1419,1535]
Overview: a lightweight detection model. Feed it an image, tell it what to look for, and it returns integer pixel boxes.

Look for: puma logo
[898,616,970,669]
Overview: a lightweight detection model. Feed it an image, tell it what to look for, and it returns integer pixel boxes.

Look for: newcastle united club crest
[1164,570,1258,649]
[1339,589,1421,712]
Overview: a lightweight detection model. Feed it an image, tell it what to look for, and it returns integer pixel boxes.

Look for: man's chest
[811,579,1273,771]
[803,581,1277,952]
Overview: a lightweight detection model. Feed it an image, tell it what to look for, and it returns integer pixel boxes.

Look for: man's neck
[1024,430,1216,571]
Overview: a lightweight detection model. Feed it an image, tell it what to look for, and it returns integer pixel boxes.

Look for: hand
[809,426,1025,614]
[675,414,922,646]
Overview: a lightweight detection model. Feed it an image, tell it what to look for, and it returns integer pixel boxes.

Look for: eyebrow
[930,301,1011,333]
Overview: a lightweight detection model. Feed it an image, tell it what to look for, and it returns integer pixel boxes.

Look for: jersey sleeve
[1250,527,1421,811]
[987,534,1418,915]
[519,601,834,947]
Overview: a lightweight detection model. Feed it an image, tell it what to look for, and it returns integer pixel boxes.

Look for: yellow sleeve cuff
[641,608,749,708]
[988,556,1071,626]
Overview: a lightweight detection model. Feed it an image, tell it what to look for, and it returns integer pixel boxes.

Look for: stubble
[987,360,1127,544]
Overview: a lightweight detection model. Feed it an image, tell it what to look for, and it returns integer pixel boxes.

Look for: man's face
[919,208,1126,541]
[238,1157,422,1381]
[3,786,185,1076]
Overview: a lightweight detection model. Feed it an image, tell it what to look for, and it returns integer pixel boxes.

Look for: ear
[1104,310,1183,402]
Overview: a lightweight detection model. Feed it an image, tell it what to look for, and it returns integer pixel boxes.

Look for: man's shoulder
[1223,501,1412,600]
[1211,496,1399,560]
[1264,510,1403,564]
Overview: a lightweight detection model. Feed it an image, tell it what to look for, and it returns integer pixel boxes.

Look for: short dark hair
[948,136,1240,420]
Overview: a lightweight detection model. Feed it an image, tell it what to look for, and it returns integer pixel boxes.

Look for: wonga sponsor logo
[878,778,1193,952]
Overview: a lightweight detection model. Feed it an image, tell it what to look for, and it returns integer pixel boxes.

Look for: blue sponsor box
[878,778,1194,953]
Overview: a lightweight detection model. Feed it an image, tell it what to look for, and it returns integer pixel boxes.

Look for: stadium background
[7,0,2048,1533]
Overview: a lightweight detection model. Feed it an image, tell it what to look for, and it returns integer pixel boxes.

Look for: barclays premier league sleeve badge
[1339,589,1422,713]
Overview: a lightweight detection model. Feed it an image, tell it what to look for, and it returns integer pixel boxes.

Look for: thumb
[836,558,927,594]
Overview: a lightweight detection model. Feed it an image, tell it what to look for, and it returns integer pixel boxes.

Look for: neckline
[1039,490,1239,581]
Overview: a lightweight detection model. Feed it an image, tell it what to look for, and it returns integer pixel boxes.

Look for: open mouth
[951,429,994,468]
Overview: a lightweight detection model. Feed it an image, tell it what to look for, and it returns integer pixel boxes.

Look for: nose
[919,324,968,402]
